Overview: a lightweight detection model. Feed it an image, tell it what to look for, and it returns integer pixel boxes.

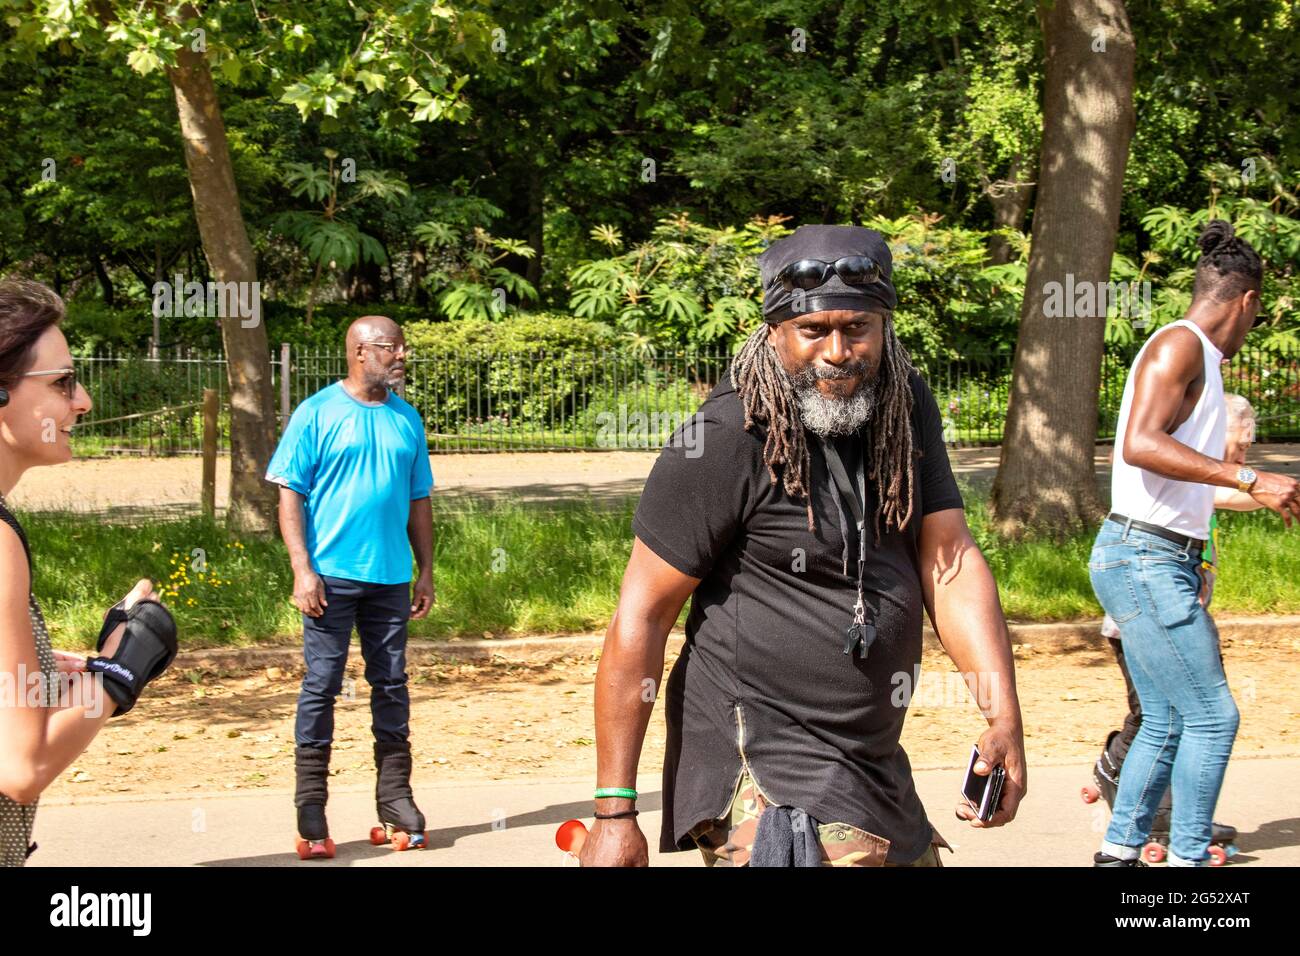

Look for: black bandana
[759,224,898,324]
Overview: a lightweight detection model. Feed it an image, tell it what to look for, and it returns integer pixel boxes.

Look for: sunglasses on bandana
[774,256,884,293]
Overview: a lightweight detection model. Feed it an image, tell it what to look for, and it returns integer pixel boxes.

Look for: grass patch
[17,482,1300,648]
[964,486,1300,620]
[23,499,637,649]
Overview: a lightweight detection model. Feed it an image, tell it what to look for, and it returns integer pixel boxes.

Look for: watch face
[1239,466,1257,484]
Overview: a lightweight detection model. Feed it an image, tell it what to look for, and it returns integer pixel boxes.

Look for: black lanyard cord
[821,437,876,659]
[823,436,865,529]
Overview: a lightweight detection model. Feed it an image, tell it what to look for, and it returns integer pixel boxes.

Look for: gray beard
[787,363,881,437]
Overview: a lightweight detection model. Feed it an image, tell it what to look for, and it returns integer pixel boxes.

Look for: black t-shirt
[633,368,964,863]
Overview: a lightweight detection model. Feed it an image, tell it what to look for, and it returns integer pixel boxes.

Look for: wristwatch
[1235,465,1258,493]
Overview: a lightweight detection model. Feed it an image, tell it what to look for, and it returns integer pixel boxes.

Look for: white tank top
[1110,319,1225,539]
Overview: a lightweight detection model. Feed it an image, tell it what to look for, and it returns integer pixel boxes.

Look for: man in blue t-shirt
[265,315,435,858]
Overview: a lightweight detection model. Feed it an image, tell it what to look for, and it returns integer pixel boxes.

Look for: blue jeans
[1088,519,1239,865]
[295,575,412,748]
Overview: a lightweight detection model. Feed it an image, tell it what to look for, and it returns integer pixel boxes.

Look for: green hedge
[403,313,618,434]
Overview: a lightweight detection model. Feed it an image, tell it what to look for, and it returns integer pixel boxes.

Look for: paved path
[28,757,1299,867]
[11,444,1300,514]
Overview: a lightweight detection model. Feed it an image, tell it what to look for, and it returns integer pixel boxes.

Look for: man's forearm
[278,489,314,574]
[407,497,434,574]
[927,548,1022,728]
[1125,431,1240,489]
[593,610,671,807]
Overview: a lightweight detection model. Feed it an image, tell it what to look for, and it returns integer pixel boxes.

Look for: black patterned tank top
[0,498,57,866]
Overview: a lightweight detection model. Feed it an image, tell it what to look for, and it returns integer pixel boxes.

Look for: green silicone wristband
[594,787,638,801]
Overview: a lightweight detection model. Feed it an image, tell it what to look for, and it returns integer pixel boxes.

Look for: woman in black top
[0,279,162,866]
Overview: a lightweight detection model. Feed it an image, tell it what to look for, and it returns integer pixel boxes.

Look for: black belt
[1107,513,1205,553]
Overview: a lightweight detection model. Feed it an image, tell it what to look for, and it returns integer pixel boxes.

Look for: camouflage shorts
[687,766,951,867]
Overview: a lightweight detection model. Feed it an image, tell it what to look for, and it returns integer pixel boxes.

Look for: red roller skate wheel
[392,831,411,852]
[369,826,387,846]
[1081,785,1100,804]
[296,838,335,860]
[1208,845,1228,867]
[1143,842,1166,864]
[556,819,588,854]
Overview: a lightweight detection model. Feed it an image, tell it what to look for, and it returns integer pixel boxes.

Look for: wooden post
[280,342,291,431]
[201,388,218,519]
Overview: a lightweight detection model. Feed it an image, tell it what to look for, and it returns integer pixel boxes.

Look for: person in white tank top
[1094,394,1263,858]
[1090,221,1299,868]
[1110,318,1226,539]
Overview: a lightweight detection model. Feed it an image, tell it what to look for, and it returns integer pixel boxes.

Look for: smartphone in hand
[961,745,1006,822]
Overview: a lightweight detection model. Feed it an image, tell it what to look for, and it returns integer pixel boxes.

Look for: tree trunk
[984,155,1036,265]
[150,243,163,359]
[346,256,384,304]
[525,164,544,294]
[166,26,277,533]
[990,0,1136,536]
[410,244,428,307]
[90,252,115,306]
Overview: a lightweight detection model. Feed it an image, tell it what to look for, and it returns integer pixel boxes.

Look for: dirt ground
[40,632,1300,802]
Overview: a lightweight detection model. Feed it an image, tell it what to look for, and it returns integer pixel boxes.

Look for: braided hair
[1193,219,1263,302]
[730,314,919,543]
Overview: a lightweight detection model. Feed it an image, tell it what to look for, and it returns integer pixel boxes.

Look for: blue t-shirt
[265,382,434,585]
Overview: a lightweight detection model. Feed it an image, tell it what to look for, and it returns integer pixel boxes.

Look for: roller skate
[369,740,428,851]
[294,745,336,860]
[1082,734,1238,866]
[1093,851,1148,867]
[1140,816,1239,866]
[1081,732,1122,807]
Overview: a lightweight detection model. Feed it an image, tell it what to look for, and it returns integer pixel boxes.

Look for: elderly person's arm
[279,487,327,618]
[1214,487,1264,511]
[918,507,1026,828]
[407,496,434,618]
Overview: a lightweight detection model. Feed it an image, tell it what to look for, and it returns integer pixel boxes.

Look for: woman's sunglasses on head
[775,256,884,293]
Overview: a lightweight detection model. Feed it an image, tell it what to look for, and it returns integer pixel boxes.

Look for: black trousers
[295,575,412,748]
[1108,636,1144,763]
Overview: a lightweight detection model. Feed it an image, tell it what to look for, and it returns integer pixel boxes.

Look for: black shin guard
[374,740,425,834]
[294,745,331,840]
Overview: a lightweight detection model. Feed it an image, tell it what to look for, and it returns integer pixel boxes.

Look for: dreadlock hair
[730,313,919,543]
[1192,219,1263,303]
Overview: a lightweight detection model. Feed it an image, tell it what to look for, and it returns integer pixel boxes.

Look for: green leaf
[219,56,242,84]
[126,48,163,76]
[414,222,458,248]
[408,88,445,124]
[281,162,332,203]
[570,287,619,319]
[354,69,386,93]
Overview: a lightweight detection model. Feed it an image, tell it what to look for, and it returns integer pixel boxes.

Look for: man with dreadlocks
[580,225,1027,867]
[1090,221,1299,867]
